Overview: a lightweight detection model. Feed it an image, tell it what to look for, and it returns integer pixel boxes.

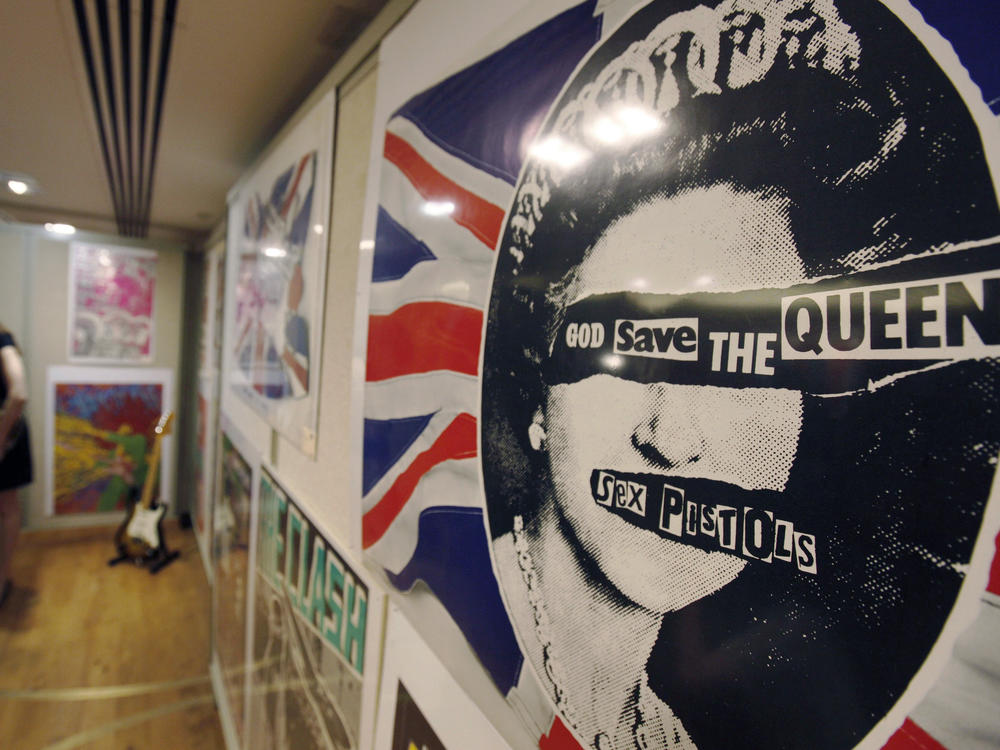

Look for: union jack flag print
[361,0,602,704]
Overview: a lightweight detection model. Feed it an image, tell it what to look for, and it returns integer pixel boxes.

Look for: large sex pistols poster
[248,468,383,750]
[361,0,1000,749]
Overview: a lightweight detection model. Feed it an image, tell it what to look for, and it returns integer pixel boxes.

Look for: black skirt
[0,421,33,491]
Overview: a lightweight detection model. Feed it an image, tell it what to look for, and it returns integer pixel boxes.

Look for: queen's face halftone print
[543,184,805,613]
[481,1,1000,748]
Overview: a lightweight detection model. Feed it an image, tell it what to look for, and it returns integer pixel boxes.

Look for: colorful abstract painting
[68,242,157,363]
[46,367,172,516]
[225,92,333,454]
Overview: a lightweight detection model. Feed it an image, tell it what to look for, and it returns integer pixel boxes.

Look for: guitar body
[114,501,167,561]
[109,412,179,573]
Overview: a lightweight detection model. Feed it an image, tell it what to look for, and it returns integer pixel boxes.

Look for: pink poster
[69,242,157,362]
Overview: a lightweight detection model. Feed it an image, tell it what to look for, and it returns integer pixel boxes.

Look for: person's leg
[0,488,21,593]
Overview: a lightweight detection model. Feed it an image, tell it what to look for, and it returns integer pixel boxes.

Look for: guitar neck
[137,412,172,511]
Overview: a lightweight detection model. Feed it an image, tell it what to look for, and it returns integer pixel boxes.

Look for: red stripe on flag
[384,131,504,249]
[539,718,585,750]
[881,718,948,750]
[362,413,478,548]
[366,301,482,381]
[987,530,1000,596]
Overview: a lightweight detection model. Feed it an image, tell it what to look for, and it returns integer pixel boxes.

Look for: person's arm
[0,344,27,458]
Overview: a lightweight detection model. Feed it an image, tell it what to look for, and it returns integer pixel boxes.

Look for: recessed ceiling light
[0,171,40,196]
[44,222,76,235]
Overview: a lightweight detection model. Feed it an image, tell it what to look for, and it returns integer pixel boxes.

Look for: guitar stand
[148,545,180,574]
[108,525,181,574]
[108,544,180,573]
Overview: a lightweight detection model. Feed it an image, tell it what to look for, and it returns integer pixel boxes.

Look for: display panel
[224,91,335,456]
[68,242,157,363]
[45,366,173,516]
[247,468,383,750]
[212,417,258,747]
[361,1,1000,748]
[195,244,226,576]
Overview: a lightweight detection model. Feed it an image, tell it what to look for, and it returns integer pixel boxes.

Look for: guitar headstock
[154,411,175,436]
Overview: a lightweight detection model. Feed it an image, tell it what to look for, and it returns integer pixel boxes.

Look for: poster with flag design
[224,91,334,456]
[359,1,1000,749]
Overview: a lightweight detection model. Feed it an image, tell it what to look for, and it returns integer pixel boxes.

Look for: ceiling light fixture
[44,223,76,235]
[0,171,40,196]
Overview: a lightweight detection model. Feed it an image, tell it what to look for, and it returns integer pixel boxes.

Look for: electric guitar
[114,412,173,561]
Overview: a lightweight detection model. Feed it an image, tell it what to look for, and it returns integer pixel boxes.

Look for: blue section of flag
[910,0,1000,113]
[392,1,602,185]
[285,315,309,358]
[363,412,436,495]
[288,183,314,248]
[385,506,524,694]
[269,164,293,211]
[372,207,437,282]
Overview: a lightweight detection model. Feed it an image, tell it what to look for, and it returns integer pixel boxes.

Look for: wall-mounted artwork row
[247,468,384,750]
[359,1,1000,749]
[68,242,157,363]
[45,366,173,517]
[224,91,335,457]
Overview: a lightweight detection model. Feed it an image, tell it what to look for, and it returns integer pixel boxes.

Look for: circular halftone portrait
[481,1,1000,748]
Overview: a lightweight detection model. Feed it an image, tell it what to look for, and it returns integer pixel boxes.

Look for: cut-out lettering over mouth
[591,469,818,575]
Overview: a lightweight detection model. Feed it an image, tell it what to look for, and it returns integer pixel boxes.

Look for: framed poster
[211,416,259,750]
[247,468,384,750]
[359,1,1000,749]
[199,242,226,375]
[224,91,335,456]
[67,242,157,363]
[195,243,226,578]
[45,366,173,516]
[194,373,219,580]
[372,606,510,750]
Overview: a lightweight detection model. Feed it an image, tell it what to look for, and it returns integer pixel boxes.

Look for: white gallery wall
[0,224,186,529]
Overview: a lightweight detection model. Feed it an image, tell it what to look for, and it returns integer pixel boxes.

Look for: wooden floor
[0,521,226,750]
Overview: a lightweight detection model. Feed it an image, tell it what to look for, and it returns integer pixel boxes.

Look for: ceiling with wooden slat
[0,0,388,242]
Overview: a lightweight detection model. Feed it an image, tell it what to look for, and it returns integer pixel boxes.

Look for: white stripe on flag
[365,457,482,575]
[362,408,472,513]
[387,116,515,210]
[369,252,493,314]
[372,158,497,312]
[363,370,480,420]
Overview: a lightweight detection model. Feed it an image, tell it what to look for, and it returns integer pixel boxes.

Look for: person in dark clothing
[0,324,32,607]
